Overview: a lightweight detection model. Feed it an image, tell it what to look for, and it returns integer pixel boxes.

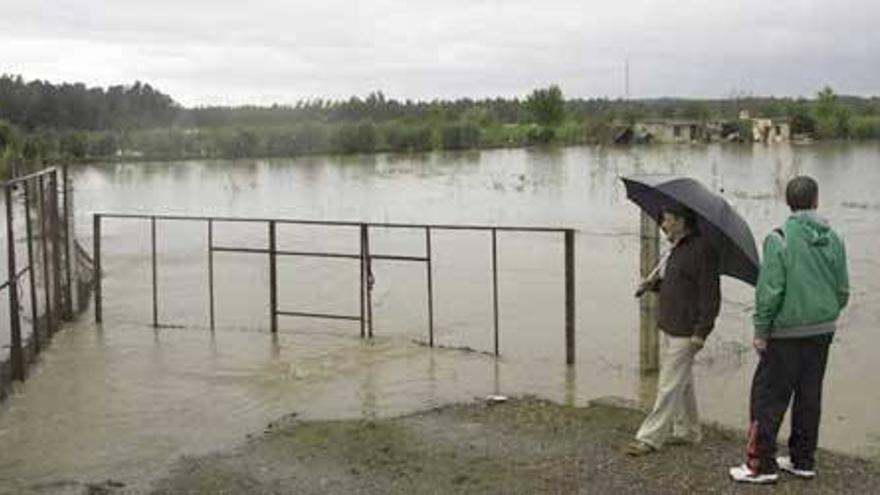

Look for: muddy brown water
[1,143,879,491]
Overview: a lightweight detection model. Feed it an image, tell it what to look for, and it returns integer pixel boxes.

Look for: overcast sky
[1,0,877,106]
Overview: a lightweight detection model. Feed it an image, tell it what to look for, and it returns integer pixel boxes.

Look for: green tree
[334,121,378,153]
[59,131,87,159]
[785,99,815,136]
[525,85,565,128]
[382,123,434,152]
[850,116,880,140]
[813,86,851,139]
[440,123,481,149]
[678,101,711,121]
[0,121,18,176]
[0,121,17,158]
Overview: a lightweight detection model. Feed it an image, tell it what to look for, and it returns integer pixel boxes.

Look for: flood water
[1,143,879,491]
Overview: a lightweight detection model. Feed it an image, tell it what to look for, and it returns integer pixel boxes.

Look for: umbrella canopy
[621,174,759,286]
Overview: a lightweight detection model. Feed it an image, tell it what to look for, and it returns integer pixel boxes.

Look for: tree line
[1,74,879,172]
[0,75,179,130]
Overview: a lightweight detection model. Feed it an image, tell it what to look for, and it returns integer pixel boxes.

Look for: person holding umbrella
[729,176,849,484]
[621,175,760,457]
[626,203,721,455]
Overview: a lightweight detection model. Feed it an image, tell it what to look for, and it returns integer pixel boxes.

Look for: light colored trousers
[635,334,702,448]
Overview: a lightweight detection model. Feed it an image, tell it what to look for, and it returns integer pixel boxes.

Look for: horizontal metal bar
[211,246,270,254]
[276,250,361,260]
[93,212,573,233]
[371,254,429,262]
[368,223,569,233]
[0,266,30,292]
[2,167,58,186]
[277,310,362,321]
[213,248,426,261]
[96,213,362,227]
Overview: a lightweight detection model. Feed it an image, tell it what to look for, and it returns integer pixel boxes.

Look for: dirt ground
[135,396,880,494]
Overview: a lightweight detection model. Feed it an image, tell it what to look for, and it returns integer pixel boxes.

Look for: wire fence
[1,164,90,399]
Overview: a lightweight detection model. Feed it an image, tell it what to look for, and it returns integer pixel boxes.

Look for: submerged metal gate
[1,165,81,389]
[93,214,577,364]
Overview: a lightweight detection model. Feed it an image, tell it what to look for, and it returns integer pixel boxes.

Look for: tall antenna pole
[625,58,630,100]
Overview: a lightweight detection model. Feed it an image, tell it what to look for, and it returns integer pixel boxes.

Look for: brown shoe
[626,441,656,456]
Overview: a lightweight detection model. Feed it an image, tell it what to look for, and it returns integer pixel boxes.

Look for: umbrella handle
[638,248,671,294]
[644,263,661,282]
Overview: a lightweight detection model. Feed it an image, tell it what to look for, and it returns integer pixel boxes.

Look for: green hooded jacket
[753,211,849,339]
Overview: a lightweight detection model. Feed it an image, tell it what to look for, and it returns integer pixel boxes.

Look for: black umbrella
[621,174,759,286]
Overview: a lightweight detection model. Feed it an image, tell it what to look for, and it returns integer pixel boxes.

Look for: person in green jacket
[730,176,849,484]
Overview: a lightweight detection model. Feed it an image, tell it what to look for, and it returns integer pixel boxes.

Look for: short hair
[661,203,697,231]
[785,176,818,211]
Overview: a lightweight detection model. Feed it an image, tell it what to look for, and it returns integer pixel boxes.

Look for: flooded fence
[93,214,578,363]
[1,165,87,400]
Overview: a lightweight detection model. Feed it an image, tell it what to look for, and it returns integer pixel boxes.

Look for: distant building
[618,114,791,145]
[750,118,791,143]
[634,119,707,144]
[739,111,791,143]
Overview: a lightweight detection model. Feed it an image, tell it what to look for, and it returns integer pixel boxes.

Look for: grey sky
[1,0,877,106]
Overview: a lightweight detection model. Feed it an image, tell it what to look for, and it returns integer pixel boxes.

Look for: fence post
[39,177,54,330]
[425,226,434,347]
[491,228,499,357]
[363,225,373,338]
[49,171,63,332]
[151,216,158,328]
[269,221,278,334]
[639,212,660,372]
[62,163,74,319]
[93,214,102,323]
[564,229,576,366]
[24,181,40,351]
[359,224,367,338]
[5,184,24,381]
[207,219,214,330]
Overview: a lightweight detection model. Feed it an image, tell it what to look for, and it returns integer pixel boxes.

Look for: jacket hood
[788,210,831,246]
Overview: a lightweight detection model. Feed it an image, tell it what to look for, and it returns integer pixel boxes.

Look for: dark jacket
[652,233,721,339]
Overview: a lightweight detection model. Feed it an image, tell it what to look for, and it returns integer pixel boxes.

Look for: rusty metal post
[564,229,576,366]
[6,184,24,381]
[207,219,214,331]
[49,172,63,331]
[359,224,366,338]
[24,181,39,350]
[639,212,660,372]
[62,163,73,318]
[151,216,158,328]
[39,177,53,330]
[364,225,373,338]
[425,226,434,347]
[269,221,278,334]
[93,214,102,323]
[491,228,499,357]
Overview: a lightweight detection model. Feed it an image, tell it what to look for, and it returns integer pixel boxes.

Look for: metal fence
[93,214,578,364]
[1,165,80,393]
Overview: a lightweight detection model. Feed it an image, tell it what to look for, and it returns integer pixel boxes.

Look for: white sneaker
[729,464,779,484]
[777,456,816,479]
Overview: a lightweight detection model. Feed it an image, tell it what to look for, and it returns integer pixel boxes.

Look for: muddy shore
[142,397,880,494]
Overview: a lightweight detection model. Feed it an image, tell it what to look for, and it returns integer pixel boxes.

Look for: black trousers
[746,334,832,473]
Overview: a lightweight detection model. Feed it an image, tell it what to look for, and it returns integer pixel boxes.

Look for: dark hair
[661,203,697,231]
[785,176,818,211]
